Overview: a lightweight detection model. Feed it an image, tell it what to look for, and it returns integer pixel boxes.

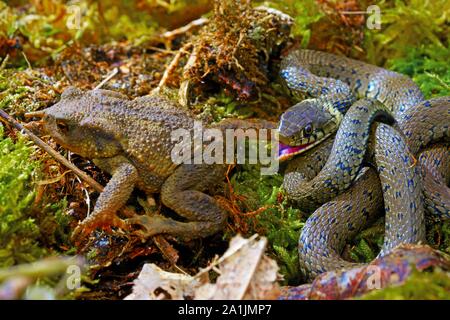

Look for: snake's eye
[303,123,313,137]
[56,121,69,134]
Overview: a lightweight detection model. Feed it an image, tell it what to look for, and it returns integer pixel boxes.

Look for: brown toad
[42,87,231,242]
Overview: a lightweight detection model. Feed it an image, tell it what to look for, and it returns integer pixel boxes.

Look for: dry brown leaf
[195,235,281,300]
[124,264,203,300]
[125,234,281,300]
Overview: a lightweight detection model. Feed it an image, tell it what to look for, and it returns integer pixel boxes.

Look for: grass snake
[277,49,450,279]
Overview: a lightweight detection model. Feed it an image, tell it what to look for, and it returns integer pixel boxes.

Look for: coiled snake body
[278,49,450,279]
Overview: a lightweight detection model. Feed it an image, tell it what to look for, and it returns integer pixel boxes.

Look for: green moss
[0,123,73,290]
[0,124,46,267]
[37,198,73,253]
[360,268,450,300]
[364,0,450,66]
[427,220,450,255]
[260,0,324,47]
[349,239,376,262]
[197,91,263,122]
[0,70,42,115]
[348,219,384,263]
[1,0,203,65]
[230,165,304,284]
[388,44,450,98]
[348,216,450,265]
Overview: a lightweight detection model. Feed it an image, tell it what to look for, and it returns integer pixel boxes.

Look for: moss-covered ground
[0,0,449,299]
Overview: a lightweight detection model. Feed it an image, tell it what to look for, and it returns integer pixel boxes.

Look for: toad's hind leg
[129,164,228,241]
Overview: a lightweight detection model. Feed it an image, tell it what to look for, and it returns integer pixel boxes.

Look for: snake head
[278,99,337,160]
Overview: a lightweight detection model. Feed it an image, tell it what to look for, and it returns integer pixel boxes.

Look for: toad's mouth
[278,142,311,161]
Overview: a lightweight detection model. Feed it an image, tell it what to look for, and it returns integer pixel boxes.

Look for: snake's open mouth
[278,142,311,161]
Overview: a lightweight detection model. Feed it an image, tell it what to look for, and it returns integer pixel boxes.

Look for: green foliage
[102,5,158,44]
[360,268,450,299]
[427,220,450,255]
[0,2,17,38]
[440,221,450,254]
[230,165,304,284]
[199,92,247,122]
[198,91,264,122]
[349,239,376,262]
[388,44,450,98]
[365,0,450,65]
[348,219,384,263]
[0,0,204,65]
[348,217,450,265]
[38,198,73,252]
[259,0,324,47]
[0,70,43,114]
[0,124,46,267]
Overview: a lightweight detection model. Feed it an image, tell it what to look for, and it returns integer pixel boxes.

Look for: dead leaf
[124,264,203,300]
[125,234,281,300]
[195,235,281,300]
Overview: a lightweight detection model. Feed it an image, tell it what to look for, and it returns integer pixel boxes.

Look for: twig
[0,109,104,193]
[1,109,177,265]
[151,43,192,95]
[425,71,450,89]
[94,67,119,90]
[0,54,9,70]
[0,256,85,281]
[147,46,176,55]
[153,236,189,275]
[21,51,32,69]
[24,111,45,119]
[161,17,209,40]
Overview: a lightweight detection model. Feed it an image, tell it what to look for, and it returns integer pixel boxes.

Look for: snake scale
[277,49,450,279]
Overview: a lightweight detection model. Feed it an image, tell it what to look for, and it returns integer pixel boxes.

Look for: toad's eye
[56,121,69,134]
[303,123,313,136]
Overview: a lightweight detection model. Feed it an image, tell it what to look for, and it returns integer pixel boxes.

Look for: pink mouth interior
[278,142,309,160]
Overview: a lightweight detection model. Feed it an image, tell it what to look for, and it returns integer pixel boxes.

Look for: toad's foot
[71,211,129,245]
[126,214,222,242]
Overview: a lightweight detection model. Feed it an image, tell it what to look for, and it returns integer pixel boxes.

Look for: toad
[41,87,275,242]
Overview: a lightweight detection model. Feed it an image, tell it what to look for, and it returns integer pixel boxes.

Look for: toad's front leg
[71,157,138,243]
